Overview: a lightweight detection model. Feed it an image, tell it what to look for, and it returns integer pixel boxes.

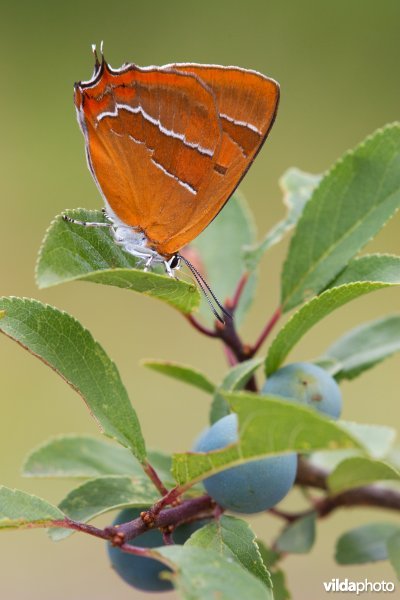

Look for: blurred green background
[1,0,399,598]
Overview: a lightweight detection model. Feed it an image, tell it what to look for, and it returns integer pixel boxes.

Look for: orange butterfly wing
[75,60,279,257]
[163,63,279,254]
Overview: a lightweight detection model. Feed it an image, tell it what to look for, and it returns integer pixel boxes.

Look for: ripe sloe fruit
[262,362,342,419]
[194,413,297,513]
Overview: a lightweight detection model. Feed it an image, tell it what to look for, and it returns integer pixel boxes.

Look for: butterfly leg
[63,214,126,246]
[163,260,174,278]
[63,213,167,273]
[101,208,115,224]
[143,256,154,272]
[62,215,112,229]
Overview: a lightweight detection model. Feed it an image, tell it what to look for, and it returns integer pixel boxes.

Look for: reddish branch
[296,456,328,489]
[53,462,400,550]
[297,457,400,516]
[51,495,216,547]
[52,519,110,540]
[224,344,238,367]
[315,486,400,517]
[279,457,400,519]
[226,272,249,312]
[249,306,282,356]
[143,461,169,496]
[184,257,283,373]
[162,529,175,545]
[186,297,281,366]
[186,302,282,393]
[185,314,218,338]
[215,317,251,363]
[111,495,216,544]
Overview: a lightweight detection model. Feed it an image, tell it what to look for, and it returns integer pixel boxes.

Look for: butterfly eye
[169,255,181,270]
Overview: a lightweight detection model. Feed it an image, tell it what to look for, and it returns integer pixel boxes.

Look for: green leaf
[141,360,216,394]
[186,515,272,587]
[0,297,146,461]
[172,392,362,487]
[387,531,400,580]
[36,209,200,314]
[257,541,291,600]
[308,448,363,471]
[322,314,400,380]
[22,435,146,479]
[190,192,257,326]
[256,540,280,568]
[270,570,291,600]
[210,358,263,424]
[338,422,396,459]
[336,523,400,565]
[23,434,173,483]
[281,123,400,311]
[0,486,64,529]
[244,168,321,271]
[387,446,400,470]
[308,425,396,469]
[58,476,158,518]
[155,545,272,600]
[49,475,159,541]
[265,280,400,376]
[219,358,264,391]
[331,254,400,287]
[275,513,316,554]
[328,457,400,493]
[312,357,342,376]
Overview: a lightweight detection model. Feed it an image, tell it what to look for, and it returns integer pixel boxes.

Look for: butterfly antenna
[178,254,231,325]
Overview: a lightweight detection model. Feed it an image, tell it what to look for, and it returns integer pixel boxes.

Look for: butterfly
[64,44,279,321]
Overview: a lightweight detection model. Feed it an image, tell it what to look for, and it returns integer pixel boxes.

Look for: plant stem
[267,456,400,520]
[296,456,328,489]
[215,317,250,363]
[143,460,169,496]
[224,344,238,366]
[227,272,249,312]
[52,519,110,540]
[316,485,400,517]
[151,486,184,514]
[185,314,218,337]
[269,508,302,523]
[271,481,400,523]
[107,495,216,544]
[186,301,281,369]
[162,530,175,545]
[249,306,282,357]
[119,543,153,557]
[52,462,400,549]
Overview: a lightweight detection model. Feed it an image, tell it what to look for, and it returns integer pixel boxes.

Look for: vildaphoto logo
[323,579,395,594]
